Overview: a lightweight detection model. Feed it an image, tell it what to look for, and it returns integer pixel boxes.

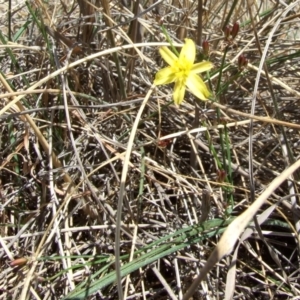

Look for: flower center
[172,57,192,79]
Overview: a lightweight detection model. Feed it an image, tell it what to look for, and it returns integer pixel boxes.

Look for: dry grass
[1,0,300,299]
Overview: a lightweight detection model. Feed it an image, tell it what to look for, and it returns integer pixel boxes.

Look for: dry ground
[1,0,300,299]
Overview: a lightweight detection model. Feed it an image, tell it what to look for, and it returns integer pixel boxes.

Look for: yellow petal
[159,46,178,66]
[173,78,186,106]
[191,61,213,74]
[154,67,176,85]
[186,74,210,100]
[179,38,195,64]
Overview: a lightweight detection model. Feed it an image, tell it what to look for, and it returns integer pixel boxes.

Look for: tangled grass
[1,0,300,299]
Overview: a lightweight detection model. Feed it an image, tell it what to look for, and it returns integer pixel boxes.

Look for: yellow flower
[154,38,213,106]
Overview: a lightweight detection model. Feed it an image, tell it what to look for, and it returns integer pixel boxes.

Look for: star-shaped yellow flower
[154,38,213,106]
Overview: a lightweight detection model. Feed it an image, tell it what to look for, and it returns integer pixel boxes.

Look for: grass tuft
[1,0,300,299]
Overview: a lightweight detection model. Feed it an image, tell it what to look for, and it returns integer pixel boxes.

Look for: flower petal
[154,67,176,85]
[191,61,213,74]
[173,78,186,106]
[179,38,195,64]
[159,46,178,66]
[186,74,211,100]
